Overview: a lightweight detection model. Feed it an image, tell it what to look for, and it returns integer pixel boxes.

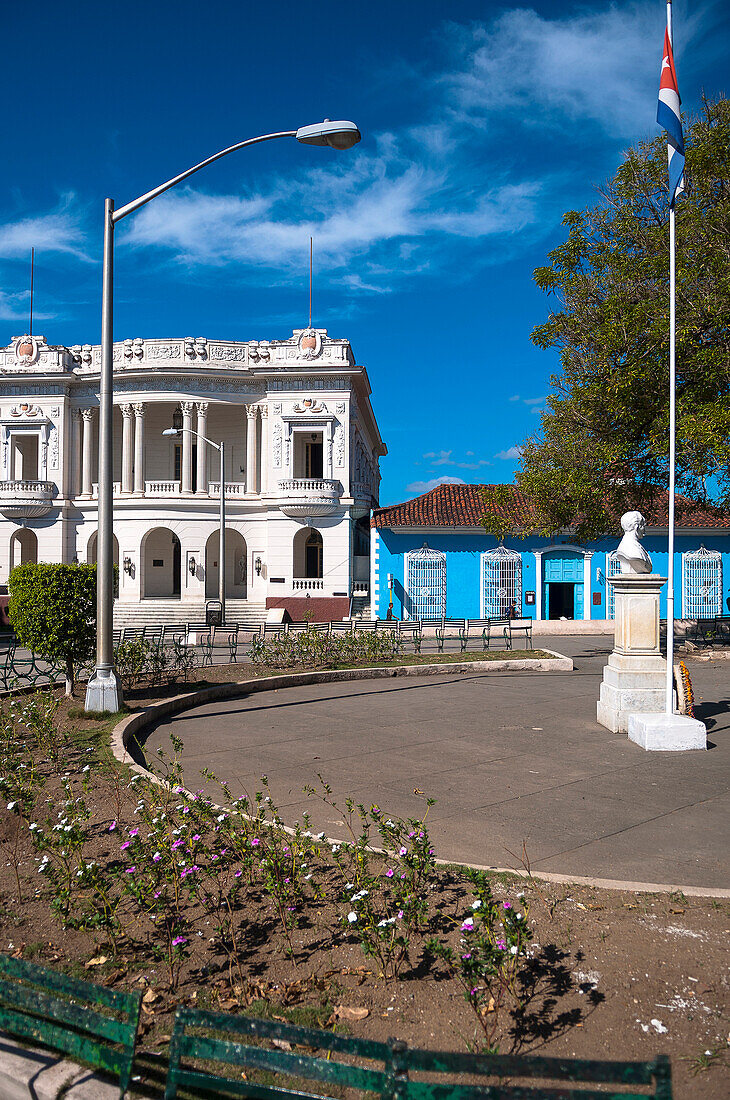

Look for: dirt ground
[0,675,727,1098]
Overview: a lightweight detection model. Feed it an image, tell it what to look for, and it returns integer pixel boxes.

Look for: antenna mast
[29,247,34,335]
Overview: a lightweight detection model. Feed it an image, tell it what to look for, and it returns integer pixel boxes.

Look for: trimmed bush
[8,563,98,696]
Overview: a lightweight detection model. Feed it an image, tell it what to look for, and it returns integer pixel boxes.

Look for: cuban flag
[657,28,685,206]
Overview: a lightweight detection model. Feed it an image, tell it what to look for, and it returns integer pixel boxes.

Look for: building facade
[0,329,384,622]
[372,484,730,622]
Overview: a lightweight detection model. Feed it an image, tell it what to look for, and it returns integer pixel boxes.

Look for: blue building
[371,483,730,622]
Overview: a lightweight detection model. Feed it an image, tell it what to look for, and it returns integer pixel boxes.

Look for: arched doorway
[205,529,247,599]
[542,549,584,619]
[293,527,323,580]
[86,530,120,568]
[9,528,38,569]
[142,528,181,598]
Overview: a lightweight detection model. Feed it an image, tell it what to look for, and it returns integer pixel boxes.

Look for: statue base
[597,573,668,734]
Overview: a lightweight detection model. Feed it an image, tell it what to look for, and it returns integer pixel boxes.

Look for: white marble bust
[616,511,653,574]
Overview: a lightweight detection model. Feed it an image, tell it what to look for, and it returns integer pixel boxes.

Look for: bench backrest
[0,954,141,1099]
[165,1009,672,1100]
[509,618,532,630]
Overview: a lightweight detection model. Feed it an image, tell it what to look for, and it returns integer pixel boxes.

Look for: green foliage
[250,628,401,670]
[494,96,730,540]
[8,564,99,694]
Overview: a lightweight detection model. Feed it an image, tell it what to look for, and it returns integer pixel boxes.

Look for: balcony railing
[292,578,324,591]
[0,480,56,520]
[208,481,246,497]
[278,478,342,518]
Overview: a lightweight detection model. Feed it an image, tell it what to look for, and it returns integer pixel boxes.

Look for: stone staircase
[113,599,268,630]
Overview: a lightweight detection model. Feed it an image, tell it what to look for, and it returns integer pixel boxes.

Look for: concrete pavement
[141,639,730,891]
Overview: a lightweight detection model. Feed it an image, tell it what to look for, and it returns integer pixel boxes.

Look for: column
[81,408,94,497]
[259,405,269,494]
[533,550,543,621]
[181,401,194,494]
[246,405,258,494]
[120,404,134,494]
[133,402,146,496]
[196,402,208,494]
[73,410,83,497]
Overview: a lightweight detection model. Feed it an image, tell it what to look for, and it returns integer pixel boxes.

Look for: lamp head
[162,428,181,437]
[296,119,361,150]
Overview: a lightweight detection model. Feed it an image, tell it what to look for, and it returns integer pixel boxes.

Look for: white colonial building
[0,329,384,625]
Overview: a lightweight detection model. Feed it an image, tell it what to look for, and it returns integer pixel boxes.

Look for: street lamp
[84,120,361,712]
[163,426,225,621]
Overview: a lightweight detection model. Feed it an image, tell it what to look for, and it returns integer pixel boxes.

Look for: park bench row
[0,952,672,1099]
[686,614,730,647]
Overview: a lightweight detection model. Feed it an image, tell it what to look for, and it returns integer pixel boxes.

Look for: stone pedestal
[597,574,668,733]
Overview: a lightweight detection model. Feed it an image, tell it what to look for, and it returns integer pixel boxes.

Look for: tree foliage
[489,96,730,539]
[8,564,98,695]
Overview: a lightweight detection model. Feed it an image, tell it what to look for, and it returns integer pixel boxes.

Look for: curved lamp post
[85,121,361,712]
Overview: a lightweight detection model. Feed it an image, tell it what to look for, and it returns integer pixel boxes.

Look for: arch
[294,527,323,579]
[481,546,522,618]
[405,544,446,621]
[141,527,181,599]
[205,528,247,599]
[9,528,38,570]
[541,547,585,620]
[682,546,722,617]
[86,530,120,567]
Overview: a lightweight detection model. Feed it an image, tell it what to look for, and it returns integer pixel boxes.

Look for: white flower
[471,900,482,910]
[216,814,226,822]
[29,823,38,832]
[510,946,518,955]
[516,913,524,921]
[6,801,16,811]
[82,765,90,773]
[347,911,357,923]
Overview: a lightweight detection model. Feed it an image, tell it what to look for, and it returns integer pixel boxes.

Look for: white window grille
[481,546,522,618]
[682,546,722,617]
[605,551,622,619]
[406,545,446,621]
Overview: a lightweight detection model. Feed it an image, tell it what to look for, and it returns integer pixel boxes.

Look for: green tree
[488,97,730,540]
[8,563,98,696]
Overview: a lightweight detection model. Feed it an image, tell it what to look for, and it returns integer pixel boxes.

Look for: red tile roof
[372,483,730,531]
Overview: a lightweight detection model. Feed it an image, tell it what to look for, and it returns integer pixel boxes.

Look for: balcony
[0,480,55,520]
[278,478,342,518]
[350,481,374,518]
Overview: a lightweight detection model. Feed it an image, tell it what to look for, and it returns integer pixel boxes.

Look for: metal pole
[219,442,226,624]
[86,198,123,711]
[665,0,676,714]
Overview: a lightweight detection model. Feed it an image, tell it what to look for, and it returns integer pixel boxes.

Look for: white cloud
[495,446,523,461]
[443,3,707,139]
[0,195,90,262]
[423,449,491,470]
[406,475,466,494]
[523,395,547,405]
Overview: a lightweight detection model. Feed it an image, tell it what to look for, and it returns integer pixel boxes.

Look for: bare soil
[0,675,727,1099]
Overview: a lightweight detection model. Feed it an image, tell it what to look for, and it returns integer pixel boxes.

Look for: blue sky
[2,1,727,505]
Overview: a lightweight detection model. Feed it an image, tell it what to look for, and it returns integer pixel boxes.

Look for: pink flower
[192,835,201,841]
[172,936,187,946]
[120,841,131,850]
[496,939,506,950]
[397,910,404,920]
[251,838,261,847]
[109,821,117,832]
[128,828,138,837]
[235,870,243,878]
[503,902,512,910]
[399,846,407,856]
[469,987,479,997]
[152,853,161,863]
[461,918,474,932]
[385,868,394,878]
[461,952,472,960]
[171,839,184,849]
[125,866,136,874]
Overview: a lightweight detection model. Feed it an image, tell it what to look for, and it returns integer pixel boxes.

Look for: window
[682,546,722,617]
[294,432,324,478]
[305,530,323,578]
[406,545,446,621]
[605,551,622,619]
[481,547,522,617]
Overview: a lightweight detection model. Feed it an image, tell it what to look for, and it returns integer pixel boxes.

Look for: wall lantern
[172,408,183,431]
[254,556,263,576]
[123,556,133,575]
[189,556,197,576]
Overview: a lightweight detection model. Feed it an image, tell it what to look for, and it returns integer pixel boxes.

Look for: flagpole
[665,0,676,714]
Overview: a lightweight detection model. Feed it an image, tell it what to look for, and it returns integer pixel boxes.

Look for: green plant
[8,563,105,696]
[427,871,530,1050]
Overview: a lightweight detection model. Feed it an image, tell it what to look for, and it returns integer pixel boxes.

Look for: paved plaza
[142,639,730,891]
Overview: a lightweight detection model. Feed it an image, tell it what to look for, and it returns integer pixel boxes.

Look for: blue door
[543,551,583,619]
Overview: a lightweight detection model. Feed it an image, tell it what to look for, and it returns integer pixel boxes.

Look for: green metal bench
[164,1010,672,1099]
[0,954,141,1098]
[0,639,65,691]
